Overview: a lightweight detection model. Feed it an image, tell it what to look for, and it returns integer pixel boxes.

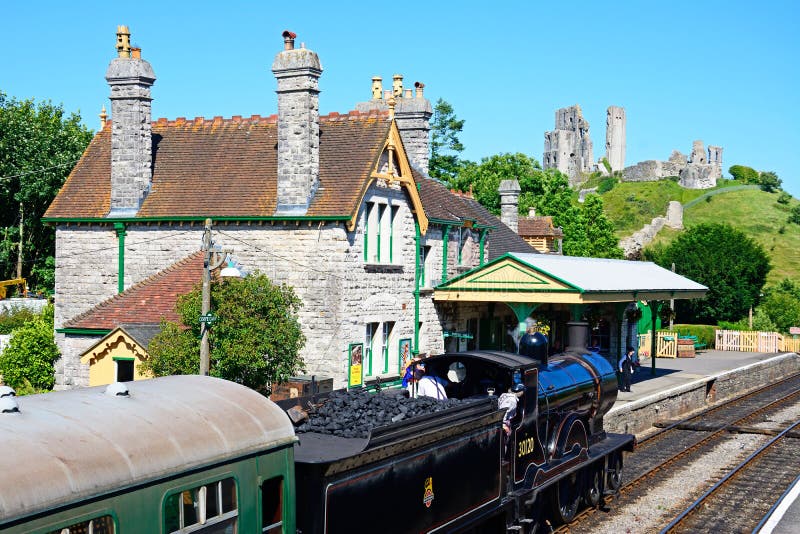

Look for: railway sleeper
[654,420,800,438]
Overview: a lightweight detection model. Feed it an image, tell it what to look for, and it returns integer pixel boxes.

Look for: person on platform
[619,347,635,392]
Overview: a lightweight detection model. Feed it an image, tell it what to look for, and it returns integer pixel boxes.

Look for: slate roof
[508,253,708,293]
[44,111,391,220]
[518,216,563,238]
[414,173,536,260]
[65,251,205,329]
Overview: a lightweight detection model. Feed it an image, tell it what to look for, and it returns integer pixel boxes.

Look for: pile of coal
[296,389,474,439]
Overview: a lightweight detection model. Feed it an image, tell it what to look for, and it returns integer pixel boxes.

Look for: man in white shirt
[408,361,448,399]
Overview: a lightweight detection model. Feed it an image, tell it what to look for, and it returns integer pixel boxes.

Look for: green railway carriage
[0,376,296,533]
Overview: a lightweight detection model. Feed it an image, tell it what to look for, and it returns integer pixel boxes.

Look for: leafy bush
[0,304,59,391]
[758,171,781,193]
[673,324,716,348]
[789,204,800,225]
[597,177,617,194]
[729,165,760,183]
[0,307,38,334]
[777,192,792,205]
[758,279,800,334]
[143,273,305,393]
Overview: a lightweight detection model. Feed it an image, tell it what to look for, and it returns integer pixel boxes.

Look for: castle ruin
[543,105,594,186]
[623,139,723,189]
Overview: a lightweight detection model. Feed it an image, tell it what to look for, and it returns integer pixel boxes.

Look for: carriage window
[261,477,284,533]
[165,477,238,533]
[49,515,114,534]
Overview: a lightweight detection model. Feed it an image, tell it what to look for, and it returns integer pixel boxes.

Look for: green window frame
[48,514,116,534]
[164,477,237,533]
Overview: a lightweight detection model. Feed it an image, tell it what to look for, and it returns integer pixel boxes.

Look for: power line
[0,160,80,182]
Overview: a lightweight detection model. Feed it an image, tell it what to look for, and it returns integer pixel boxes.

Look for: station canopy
[434,253,707,304]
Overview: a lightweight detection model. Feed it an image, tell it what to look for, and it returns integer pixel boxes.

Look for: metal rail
[661,418,800,533]
[554,371,800,533]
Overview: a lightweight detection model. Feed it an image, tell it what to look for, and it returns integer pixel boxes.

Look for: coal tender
[280,335,634,532]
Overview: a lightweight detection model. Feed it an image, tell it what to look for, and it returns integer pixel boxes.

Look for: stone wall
[624,141,722,189]
[605,352,800,436]
[54,182,459,389]
[619,201,683,258]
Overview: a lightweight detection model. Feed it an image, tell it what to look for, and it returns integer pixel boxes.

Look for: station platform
[600,349,800,533]
[611,349,795,409]
[605,349,800,437]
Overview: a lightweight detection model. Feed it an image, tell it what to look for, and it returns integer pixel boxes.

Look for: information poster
[348,343,363,388]
[399,338,412,374]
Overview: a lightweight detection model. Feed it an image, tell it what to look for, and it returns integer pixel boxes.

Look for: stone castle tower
[543,105,594,186]
[605,106,626,172]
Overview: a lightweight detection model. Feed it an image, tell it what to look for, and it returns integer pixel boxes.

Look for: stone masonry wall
[55,182,455,389]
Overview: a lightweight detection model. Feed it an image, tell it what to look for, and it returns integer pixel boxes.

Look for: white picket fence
[714,330,798,353]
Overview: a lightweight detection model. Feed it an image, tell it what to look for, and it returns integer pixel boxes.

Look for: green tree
[582,194,624,259]
[429,99,465,182]
[0,92,93,291]
[728,164,759,183]
[142,273,306,392]
[758,171,781,193]
[451,153,620,258]
[645,223,771,324]
[758,279,800,333]
[0,304,59,392]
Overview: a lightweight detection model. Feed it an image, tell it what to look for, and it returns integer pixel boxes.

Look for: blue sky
[2,0,798,197]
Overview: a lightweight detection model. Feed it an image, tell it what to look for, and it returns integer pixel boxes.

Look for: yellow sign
[423,477,434,508]
[349,364,363,387]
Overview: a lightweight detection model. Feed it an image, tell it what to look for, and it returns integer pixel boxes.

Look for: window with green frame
[48,515,114,533]
[164,478,237,533]
[364,200,396,264]
[261,476,283,533]
[381,321,394,374]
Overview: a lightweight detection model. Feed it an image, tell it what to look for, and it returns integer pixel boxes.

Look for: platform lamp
[200,218,242,376]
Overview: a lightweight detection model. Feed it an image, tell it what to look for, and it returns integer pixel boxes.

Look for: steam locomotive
[0,333,632,533]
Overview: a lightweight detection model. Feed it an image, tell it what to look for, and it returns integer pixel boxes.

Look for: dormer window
[364,199,398,265]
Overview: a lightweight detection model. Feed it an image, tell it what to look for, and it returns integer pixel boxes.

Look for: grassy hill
[599,181,800,285]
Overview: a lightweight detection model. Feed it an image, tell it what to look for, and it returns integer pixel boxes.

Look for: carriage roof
[0,375,295,523]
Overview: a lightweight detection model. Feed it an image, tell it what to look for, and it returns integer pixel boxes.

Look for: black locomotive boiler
[283,338,634,533]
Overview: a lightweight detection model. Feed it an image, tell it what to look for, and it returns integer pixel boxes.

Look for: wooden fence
[781,336,800,353]
[637,331,677,358]
[714,330,800,353]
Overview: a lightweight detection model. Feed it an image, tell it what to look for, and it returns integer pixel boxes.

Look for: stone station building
[46,28,709,390]
[44,28,535,389]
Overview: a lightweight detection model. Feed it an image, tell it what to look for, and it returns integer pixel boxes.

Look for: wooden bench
[680,335,707,350]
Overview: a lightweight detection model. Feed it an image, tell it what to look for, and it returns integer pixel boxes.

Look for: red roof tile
[65,251,205,329]
[518,216,563,237]
[45,112,391,220]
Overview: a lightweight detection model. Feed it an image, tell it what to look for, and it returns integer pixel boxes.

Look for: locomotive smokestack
[566,321,590,352]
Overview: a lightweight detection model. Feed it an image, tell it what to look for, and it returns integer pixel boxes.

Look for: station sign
[790,326,800,335]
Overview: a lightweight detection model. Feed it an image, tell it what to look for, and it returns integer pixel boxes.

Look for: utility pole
[669,263,675,331]
[199,219,240,376]
[16,203,23,280]
[200,218,214,376]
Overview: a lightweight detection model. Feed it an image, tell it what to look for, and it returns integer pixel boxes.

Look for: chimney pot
[404,88,412,98]
[131,46,141,59]
[392,74,403,98]
[371,76,383,100]
[384,89,392,100]
[414,81,425,98]
[282,30,296,50]
[115,25,131,58]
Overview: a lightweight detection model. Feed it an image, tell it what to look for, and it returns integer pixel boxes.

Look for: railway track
[661,418,800,533]
[554,371,800,533]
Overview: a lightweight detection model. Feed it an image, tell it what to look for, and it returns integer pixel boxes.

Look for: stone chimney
[499,180,521,233]
[272,31,322,215]
[105,25,156,216]
[395,81,433,173]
